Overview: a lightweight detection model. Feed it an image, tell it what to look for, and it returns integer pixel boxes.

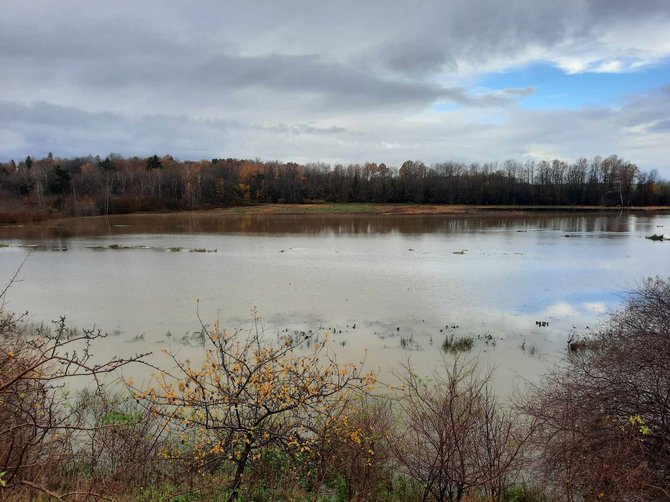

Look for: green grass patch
[646,234,666,241]
[505,483,551,502]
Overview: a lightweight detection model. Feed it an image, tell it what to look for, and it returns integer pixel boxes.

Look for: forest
[1,153,668,222]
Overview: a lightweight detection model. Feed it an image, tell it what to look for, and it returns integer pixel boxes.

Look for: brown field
[170,203,670,217]
[1,203,669,229]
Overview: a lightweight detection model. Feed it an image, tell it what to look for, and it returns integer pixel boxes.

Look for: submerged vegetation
[1,153,668,223]
[441,334,474,353]
[1,277,669,500]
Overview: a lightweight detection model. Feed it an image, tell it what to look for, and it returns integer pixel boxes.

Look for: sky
[1,0,669,176]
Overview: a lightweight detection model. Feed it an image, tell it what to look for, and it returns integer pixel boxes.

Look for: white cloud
[583,302,608,314]
[544,302,580,318]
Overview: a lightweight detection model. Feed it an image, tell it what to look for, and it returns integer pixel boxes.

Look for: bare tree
[393,357,530,502]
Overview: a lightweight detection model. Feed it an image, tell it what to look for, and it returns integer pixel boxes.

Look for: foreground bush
[524,277,670,501]
[393,358,531,502]
[0,274,147,499]
[133,316,378,500]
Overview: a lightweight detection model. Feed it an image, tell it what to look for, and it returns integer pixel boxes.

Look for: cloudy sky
[2,0,669,175]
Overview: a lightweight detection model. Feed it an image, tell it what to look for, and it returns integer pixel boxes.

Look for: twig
[0,250,30,302]
[18,480,65,500]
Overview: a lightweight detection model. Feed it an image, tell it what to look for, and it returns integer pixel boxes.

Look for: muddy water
[1,211,669,395]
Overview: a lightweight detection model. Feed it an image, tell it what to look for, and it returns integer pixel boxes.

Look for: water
[1,211,669,395]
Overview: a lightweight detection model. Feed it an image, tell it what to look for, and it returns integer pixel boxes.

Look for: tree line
[1,153,668,221]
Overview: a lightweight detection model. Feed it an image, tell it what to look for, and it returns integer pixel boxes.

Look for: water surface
[1,211,668,395]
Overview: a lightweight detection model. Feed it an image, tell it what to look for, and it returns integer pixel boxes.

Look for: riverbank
[204,202,670,216]
[4,202,668,226]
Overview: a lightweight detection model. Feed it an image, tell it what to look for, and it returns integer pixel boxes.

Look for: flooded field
[1,210,669,395]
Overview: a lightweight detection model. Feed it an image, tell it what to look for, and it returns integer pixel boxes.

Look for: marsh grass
[442,334,474,353]
[400,333,420,350]
[105,243,151,250]
[646,234,666,241]
[521,339,540,358]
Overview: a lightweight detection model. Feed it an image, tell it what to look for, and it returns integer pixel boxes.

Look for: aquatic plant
[442,334,474,353]
[646,234,666,241]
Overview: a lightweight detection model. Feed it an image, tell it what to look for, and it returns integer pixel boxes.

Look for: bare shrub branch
[523,276,670,501]
[393,357,531,502]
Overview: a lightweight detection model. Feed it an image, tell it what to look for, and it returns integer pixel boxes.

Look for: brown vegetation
[524,277,670,501]
[131,316,377,500]
[393,359,531,502]
[0,292,148,498]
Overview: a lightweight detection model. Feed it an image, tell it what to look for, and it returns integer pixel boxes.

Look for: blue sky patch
[479,61,670,109]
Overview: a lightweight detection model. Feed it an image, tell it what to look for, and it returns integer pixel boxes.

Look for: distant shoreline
[186,203,670,216]
[3,202,670,226]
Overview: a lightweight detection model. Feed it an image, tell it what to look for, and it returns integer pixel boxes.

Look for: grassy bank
[2,203,669,226]
[158,203,670,217]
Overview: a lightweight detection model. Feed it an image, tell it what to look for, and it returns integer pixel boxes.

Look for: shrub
[0,270,147,499]
[392,358,530,502]
[524,277,670,500]
[135,316,377,500]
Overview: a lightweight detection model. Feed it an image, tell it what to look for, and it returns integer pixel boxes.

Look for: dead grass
[146,203,670,217]
[2,203,668,229]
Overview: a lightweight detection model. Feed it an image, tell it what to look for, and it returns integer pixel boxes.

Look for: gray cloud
[20,46,529,112]
[381,43,454,77]
[0,101,351,161]
[649,119,670,132]
[586,0,670,20]
[371,0,670,76]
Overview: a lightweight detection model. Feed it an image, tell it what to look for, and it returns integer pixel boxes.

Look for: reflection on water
[0,211,660,240]
[0,211,669,395]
